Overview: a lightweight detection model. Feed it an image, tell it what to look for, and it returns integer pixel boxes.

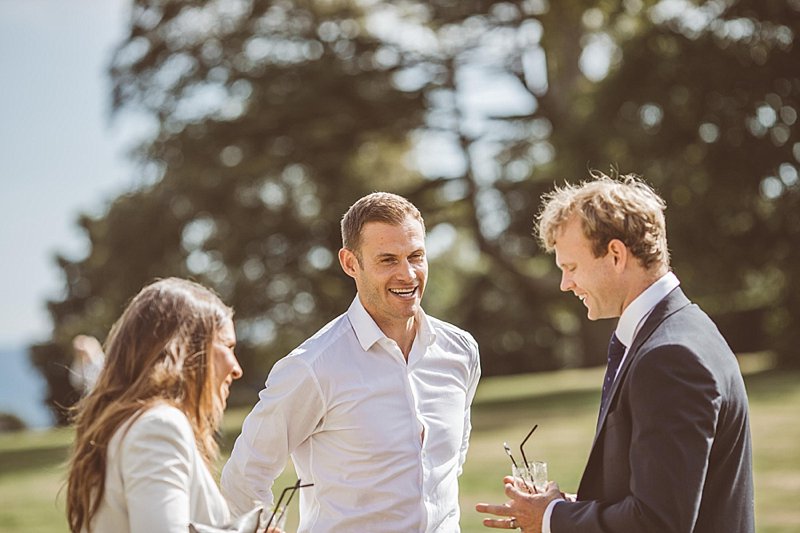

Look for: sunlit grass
[0,353,797,532]
[746,367,800,532]
[0,427,72,532]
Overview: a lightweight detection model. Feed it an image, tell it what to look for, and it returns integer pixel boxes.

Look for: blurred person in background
[66,277,243,533]
[222,192,482,532]
[69,334,105,393]
[477,172,754,532]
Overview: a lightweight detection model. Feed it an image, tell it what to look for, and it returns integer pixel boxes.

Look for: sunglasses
[263,479,314,531]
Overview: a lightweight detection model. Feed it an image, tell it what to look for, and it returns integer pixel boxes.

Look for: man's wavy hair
[65,278,233,533]
[535,171,670,270]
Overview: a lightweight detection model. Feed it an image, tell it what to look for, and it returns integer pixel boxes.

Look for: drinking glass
[503,424,548,494]
[531,460,548,493]
[511,464,534,493]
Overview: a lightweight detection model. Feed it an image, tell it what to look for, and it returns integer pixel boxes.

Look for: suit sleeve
[221,356,325,516]
[553,344,721,533]
[120,408,197,533]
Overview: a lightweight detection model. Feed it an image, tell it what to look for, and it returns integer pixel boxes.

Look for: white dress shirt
[89,403,230,533]
[221,296,481,532]
[542,272,680,532]
[612,271,680,376]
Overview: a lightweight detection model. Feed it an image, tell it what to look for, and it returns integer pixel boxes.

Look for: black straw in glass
[520,424,538,469]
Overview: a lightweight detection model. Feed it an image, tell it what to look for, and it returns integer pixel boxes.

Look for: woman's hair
[535,171,670,270]
[66,277,233,533]
[341,192,425,261]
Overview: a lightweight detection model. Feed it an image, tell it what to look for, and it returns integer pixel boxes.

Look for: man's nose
[560,271,573,292]
[397,259,417,280]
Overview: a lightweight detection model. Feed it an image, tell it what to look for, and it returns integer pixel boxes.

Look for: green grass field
[1,353,797,532]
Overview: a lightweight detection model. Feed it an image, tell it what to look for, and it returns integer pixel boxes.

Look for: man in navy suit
[477,172,754,532]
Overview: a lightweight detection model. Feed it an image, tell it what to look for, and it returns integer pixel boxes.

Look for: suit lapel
[579,287,693,498]
[591,287,692,446]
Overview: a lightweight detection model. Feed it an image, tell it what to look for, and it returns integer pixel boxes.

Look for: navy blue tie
[600,332,626,411]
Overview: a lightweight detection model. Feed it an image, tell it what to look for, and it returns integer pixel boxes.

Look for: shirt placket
[410,345,435,532]
[379,337,429,531]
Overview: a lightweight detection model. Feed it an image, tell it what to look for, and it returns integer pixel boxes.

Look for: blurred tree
[573,0,800,366]
[404,0,799,370]
[32,0,432,423]
[399,0,656,372]
[34,1,615,422]
[0,412,26,433]
[33,0,800,423]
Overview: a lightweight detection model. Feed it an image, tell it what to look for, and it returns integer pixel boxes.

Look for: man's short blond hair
[535,171,670,270]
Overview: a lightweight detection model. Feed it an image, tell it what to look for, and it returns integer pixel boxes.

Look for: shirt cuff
[541,498,564,533]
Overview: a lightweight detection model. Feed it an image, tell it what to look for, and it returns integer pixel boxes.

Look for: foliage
[577,0,800,362]
[32,0,800,421]
[0,413,25,433]
[32,0,431,420]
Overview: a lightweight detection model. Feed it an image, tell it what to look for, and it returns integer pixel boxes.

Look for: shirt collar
[417,311,436,344]
[346,295,435,352]
[616,271,680,347]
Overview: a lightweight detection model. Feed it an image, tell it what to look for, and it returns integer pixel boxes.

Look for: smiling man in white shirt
[222,192,482,532]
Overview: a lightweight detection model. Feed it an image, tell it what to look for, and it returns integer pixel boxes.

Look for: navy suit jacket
[552,287,754,533]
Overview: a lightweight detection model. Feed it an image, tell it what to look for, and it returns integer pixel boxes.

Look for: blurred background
[1,0,798,530]
[4,0,800,427]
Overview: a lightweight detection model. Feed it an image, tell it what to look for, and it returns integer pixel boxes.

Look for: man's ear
[338,247,359,279]
[607,239,628,271]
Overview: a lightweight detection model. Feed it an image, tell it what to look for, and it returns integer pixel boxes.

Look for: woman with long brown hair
[66,277,243,532]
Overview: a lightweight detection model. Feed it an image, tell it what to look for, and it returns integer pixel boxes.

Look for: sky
[0,0,139,349]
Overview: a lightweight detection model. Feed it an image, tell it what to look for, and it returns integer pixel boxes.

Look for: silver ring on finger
[509,518,517,529]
